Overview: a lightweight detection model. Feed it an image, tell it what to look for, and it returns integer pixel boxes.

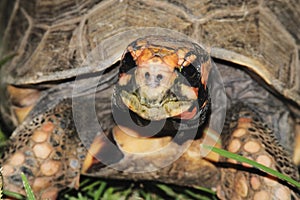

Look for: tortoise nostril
[156,74,163,81]
[145,72,150,79]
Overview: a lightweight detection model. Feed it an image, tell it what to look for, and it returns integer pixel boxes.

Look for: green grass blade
[21,172,36,200]
[156,184,178,197]
[94,182,107,200]
[3,190,24,199]
[81,180,102,191]
[102,187,115,199]
[192,185,216,195]
[184,189,213,200]
[202,144,300,188]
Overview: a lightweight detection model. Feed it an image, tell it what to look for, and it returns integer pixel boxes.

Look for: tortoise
[0,0,300,199]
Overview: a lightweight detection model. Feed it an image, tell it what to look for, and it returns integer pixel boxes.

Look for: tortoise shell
[1,0,299,106]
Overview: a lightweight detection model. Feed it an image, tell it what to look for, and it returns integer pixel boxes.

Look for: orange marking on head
[127,46,134,56]
[159,47,175,56]
[134,49,143,59]
[181,54,197,67]
[152,47,161,54]
[127,45,143,60]
[177,48,188,58]
[176,48,189,65]
[163,53,178,70]
[192,87,199,97]
[200,60,212,89]
[137,48,154,65]
[137,53,176,73]
[186,54,197,63]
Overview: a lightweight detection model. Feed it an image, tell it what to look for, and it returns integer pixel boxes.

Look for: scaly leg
[0,100,86,199]
[217,104,299,200]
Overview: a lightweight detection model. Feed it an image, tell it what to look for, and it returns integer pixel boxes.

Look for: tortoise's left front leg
[217,104,300,200]
[0,99,86,199]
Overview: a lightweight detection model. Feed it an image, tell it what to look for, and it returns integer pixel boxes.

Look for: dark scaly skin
[0,100,86,199]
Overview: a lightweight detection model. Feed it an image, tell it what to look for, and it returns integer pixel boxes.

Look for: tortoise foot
[0,100,86,199]
[217,105,299,200]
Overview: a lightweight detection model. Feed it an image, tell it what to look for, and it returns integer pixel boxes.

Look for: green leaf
[3,190,24,199]
[184,189,213,200]
[94,182,107,200]
[156,184,178,197]
[202,144,300,188]
[21,172,36,200]
[192,185,216,195]
[81,180,102,191]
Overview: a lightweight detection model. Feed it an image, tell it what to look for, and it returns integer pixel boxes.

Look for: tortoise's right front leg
[0,100,86,199]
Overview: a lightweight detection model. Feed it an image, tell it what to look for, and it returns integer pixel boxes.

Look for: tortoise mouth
[120,90,196,121]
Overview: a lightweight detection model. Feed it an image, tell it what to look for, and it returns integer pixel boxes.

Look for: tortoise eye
[179,63,200,87]
[119,52,136,74]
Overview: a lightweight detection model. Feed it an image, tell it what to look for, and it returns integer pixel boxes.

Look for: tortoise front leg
[0,100,86,199]
[217,104,299,200]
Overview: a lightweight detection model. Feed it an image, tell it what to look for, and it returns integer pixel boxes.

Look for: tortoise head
[113,36,211,123]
